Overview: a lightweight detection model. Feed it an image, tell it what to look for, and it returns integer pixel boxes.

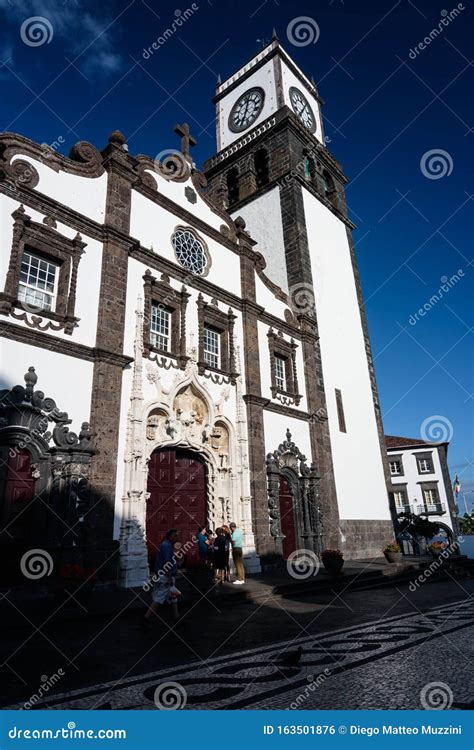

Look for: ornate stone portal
[118,299,260,587]
[266,429,324,556]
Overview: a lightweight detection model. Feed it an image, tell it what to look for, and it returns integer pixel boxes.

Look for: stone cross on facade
[174,122,197,160]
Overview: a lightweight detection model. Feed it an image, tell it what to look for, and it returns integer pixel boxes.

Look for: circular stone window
[171,227,210,276]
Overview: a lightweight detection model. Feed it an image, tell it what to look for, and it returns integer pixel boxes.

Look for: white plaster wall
[0,337,94,429]
[218,60,277,150]
[279,63,323,145]
[0,195,103,348]
[130,191,241,298]
[231,187,288,293]
[302,188,389,521]
[10,156,107,223]
[389,446,452,530]
[263,410,311,459]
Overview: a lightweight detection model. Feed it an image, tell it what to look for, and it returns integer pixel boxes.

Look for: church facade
[0,39,395,587]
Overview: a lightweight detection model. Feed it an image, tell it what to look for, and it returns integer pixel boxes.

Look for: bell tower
[205,37,393,557]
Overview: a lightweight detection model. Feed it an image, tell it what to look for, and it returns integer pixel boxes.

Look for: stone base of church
[242,545,262,574]
[339,519,395,560]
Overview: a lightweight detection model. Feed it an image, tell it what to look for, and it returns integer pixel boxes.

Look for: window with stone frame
[392,487,409,512]
[197,294,237,380]
[142,269,190,367]
[0,205,86,334]
[389,455,404,476]
[416,452,434,475]
[267,329,301,405]
[419,483,444,514]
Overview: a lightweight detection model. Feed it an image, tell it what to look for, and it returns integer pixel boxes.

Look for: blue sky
[1,0,473,505]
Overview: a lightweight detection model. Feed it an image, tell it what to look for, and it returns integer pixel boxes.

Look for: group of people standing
[196,522,246,585]
[142,523,246,628]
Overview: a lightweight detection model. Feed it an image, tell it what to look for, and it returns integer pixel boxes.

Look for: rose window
[171,228,208,275]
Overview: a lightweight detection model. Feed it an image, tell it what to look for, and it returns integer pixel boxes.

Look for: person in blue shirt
[196,526,210,560]
[143,529,179,628]
[230,522,245,584]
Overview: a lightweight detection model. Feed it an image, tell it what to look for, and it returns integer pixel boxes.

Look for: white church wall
[217,59,277,150]
[0,336,94,428]
[231,186,289,294]
[279,64,324,145]
[302,188,389,521]
[9,155,107,223]
[0,195,103,348]
[263,410,312,460]
[130,190,241,297]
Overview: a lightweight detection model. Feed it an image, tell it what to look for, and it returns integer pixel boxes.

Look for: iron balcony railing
[416,502,446,516]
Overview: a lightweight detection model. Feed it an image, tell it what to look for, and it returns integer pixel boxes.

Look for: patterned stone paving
[8,598,473,711]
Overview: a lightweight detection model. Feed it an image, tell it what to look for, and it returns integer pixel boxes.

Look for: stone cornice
[0,321,133,367]
[243,393,310,421]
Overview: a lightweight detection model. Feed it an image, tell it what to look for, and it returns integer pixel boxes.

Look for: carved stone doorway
[279,474,297,559]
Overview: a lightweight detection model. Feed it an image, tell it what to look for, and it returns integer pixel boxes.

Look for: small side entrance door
[279,475,297,559]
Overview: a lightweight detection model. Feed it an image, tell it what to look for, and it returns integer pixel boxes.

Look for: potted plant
[429,541,446,558]
[383,542,402,564]
[321,549,344,575]
[57,564,97,608]
[183,557,214,592]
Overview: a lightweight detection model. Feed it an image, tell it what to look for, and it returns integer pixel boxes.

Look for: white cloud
[0,0,123,77]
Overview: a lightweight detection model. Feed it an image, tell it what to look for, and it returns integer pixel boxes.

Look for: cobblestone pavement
[7,597,472,711]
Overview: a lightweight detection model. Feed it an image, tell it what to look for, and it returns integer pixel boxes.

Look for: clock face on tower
[228,87,265,133]
[289,87,316,133]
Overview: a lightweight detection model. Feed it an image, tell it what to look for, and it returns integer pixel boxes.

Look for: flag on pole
[453,474,461,495]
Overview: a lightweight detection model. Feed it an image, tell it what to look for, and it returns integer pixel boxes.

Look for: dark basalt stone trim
[133,181,240,254]
[0,182,104,242]
[214,44,323,107]
[0,132,104,178]
[129,244,301,340]
[205,108,344,181]
[243,394,310,421]
[0,321,133,366]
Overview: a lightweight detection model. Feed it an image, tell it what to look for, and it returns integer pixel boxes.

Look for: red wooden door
[0,449,36,538]
[279,476,297,559]
[146,449,206,561]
